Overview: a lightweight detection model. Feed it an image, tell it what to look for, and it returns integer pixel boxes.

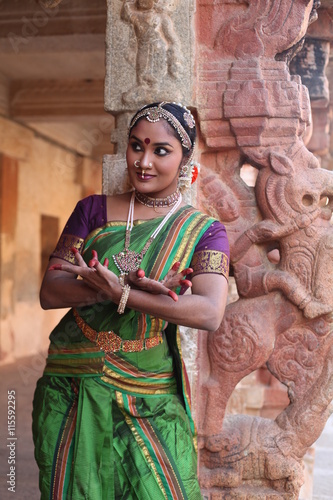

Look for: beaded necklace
[113,191,182,277]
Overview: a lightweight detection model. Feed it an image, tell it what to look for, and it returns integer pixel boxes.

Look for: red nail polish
[89,259,97,267]
[48,264,62,271]
[103,258,109,267]
[71,247,78,254]
[92,250,98,258]
[168,290,178,302]
[137,269,145,278]
[172,262,181,271]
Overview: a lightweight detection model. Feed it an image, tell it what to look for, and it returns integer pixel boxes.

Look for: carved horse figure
[196,1,332,497]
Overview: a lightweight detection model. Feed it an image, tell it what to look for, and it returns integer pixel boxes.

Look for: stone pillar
[305,3,333,171]
[103,0,197,195]
[290,37,330,158]
[102,0,199,401]
[194,1,333,498]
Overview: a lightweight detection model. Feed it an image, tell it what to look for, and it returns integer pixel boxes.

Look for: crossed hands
[48,248,193,302]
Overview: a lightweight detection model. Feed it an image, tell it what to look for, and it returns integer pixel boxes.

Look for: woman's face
[126,118,184,198]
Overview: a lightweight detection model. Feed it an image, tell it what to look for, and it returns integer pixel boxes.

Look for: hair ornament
[171,101,196,129]
[178,144,200,191]
[183,111,195,129]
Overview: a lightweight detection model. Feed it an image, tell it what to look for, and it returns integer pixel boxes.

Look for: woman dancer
[33,102,229,499]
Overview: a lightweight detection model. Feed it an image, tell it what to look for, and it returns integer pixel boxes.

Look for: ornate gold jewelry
[73,308,163,352]
[177,147,200,191]
[117,284,131,314]
[135,189,181,208]
[113,191,182,276]
[129,102,193,150]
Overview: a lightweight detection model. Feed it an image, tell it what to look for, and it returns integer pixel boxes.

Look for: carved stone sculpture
[105,0,195,112]
[120,0,182,105]
[195,1,332,498]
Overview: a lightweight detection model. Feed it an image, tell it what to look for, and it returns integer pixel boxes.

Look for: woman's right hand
[127,262,193,302]
[49,249,121,301]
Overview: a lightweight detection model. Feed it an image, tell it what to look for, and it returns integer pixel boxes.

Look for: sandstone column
[195,1,333,498]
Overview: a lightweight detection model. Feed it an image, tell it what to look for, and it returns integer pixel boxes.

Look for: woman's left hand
[127,261,193,302]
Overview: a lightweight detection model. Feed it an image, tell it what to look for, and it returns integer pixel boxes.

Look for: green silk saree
[33,206,217,499]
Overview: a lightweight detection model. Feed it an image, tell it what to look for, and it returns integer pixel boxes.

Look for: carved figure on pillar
[195,0,333,498]
[120,0,182,105]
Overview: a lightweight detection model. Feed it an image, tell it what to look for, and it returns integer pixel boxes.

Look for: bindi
[144,138,150,144]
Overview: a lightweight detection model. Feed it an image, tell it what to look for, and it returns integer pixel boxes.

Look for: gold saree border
[51,234,84,264]
[116,392,168,499]
[116,392,185,500]
[191,249,229,280]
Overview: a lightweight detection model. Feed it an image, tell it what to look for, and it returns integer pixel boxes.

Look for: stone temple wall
[0,116,101,364]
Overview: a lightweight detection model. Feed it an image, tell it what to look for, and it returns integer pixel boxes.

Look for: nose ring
[142,169,145,179]
[148,162,152,168]
[134,160,140,168]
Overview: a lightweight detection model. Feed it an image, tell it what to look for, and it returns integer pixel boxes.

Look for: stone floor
[0,355,332,499]
[0,355,42,499]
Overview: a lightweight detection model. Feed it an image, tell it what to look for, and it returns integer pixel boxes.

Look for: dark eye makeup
[130,141,171,157]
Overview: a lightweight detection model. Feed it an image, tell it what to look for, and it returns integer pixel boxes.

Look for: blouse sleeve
[50,195,106,264]
[190,221,230,281]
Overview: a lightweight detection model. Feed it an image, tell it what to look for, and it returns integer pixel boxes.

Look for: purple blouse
[51,195,229,280]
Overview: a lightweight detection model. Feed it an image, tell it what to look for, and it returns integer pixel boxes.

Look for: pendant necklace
[113,191,182,277]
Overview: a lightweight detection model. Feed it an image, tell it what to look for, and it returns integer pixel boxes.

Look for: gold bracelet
[117,284,131,314]
[118,273,126,287]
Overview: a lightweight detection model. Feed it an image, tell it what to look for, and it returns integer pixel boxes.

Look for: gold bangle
[118,273,126,287]
[117,284,130,314]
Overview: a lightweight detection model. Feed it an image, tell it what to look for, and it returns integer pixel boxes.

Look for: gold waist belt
[73,308,163,354]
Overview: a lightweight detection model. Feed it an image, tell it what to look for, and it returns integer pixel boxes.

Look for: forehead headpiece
[129,102,195,150]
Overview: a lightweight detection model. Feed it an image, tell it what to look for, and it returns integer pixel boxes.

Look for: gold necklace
[135,189,180,209]
[113,192,182,276]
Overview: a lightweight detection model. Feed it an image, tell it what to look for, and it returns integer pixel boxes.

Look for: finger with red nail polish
[168,290,178,302]
[92,250,98,259]
[103,258,109,267]
[181,268,193,276]
[182,279,192,288]
[172,262,181,271]
[48,264,62,271]
[71,247,78,254]
[89,259,97,267]
[137,269,145,279]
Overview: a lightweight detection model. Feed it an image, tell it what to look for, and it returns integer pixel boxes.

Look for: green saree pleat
[33,206,215,499]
